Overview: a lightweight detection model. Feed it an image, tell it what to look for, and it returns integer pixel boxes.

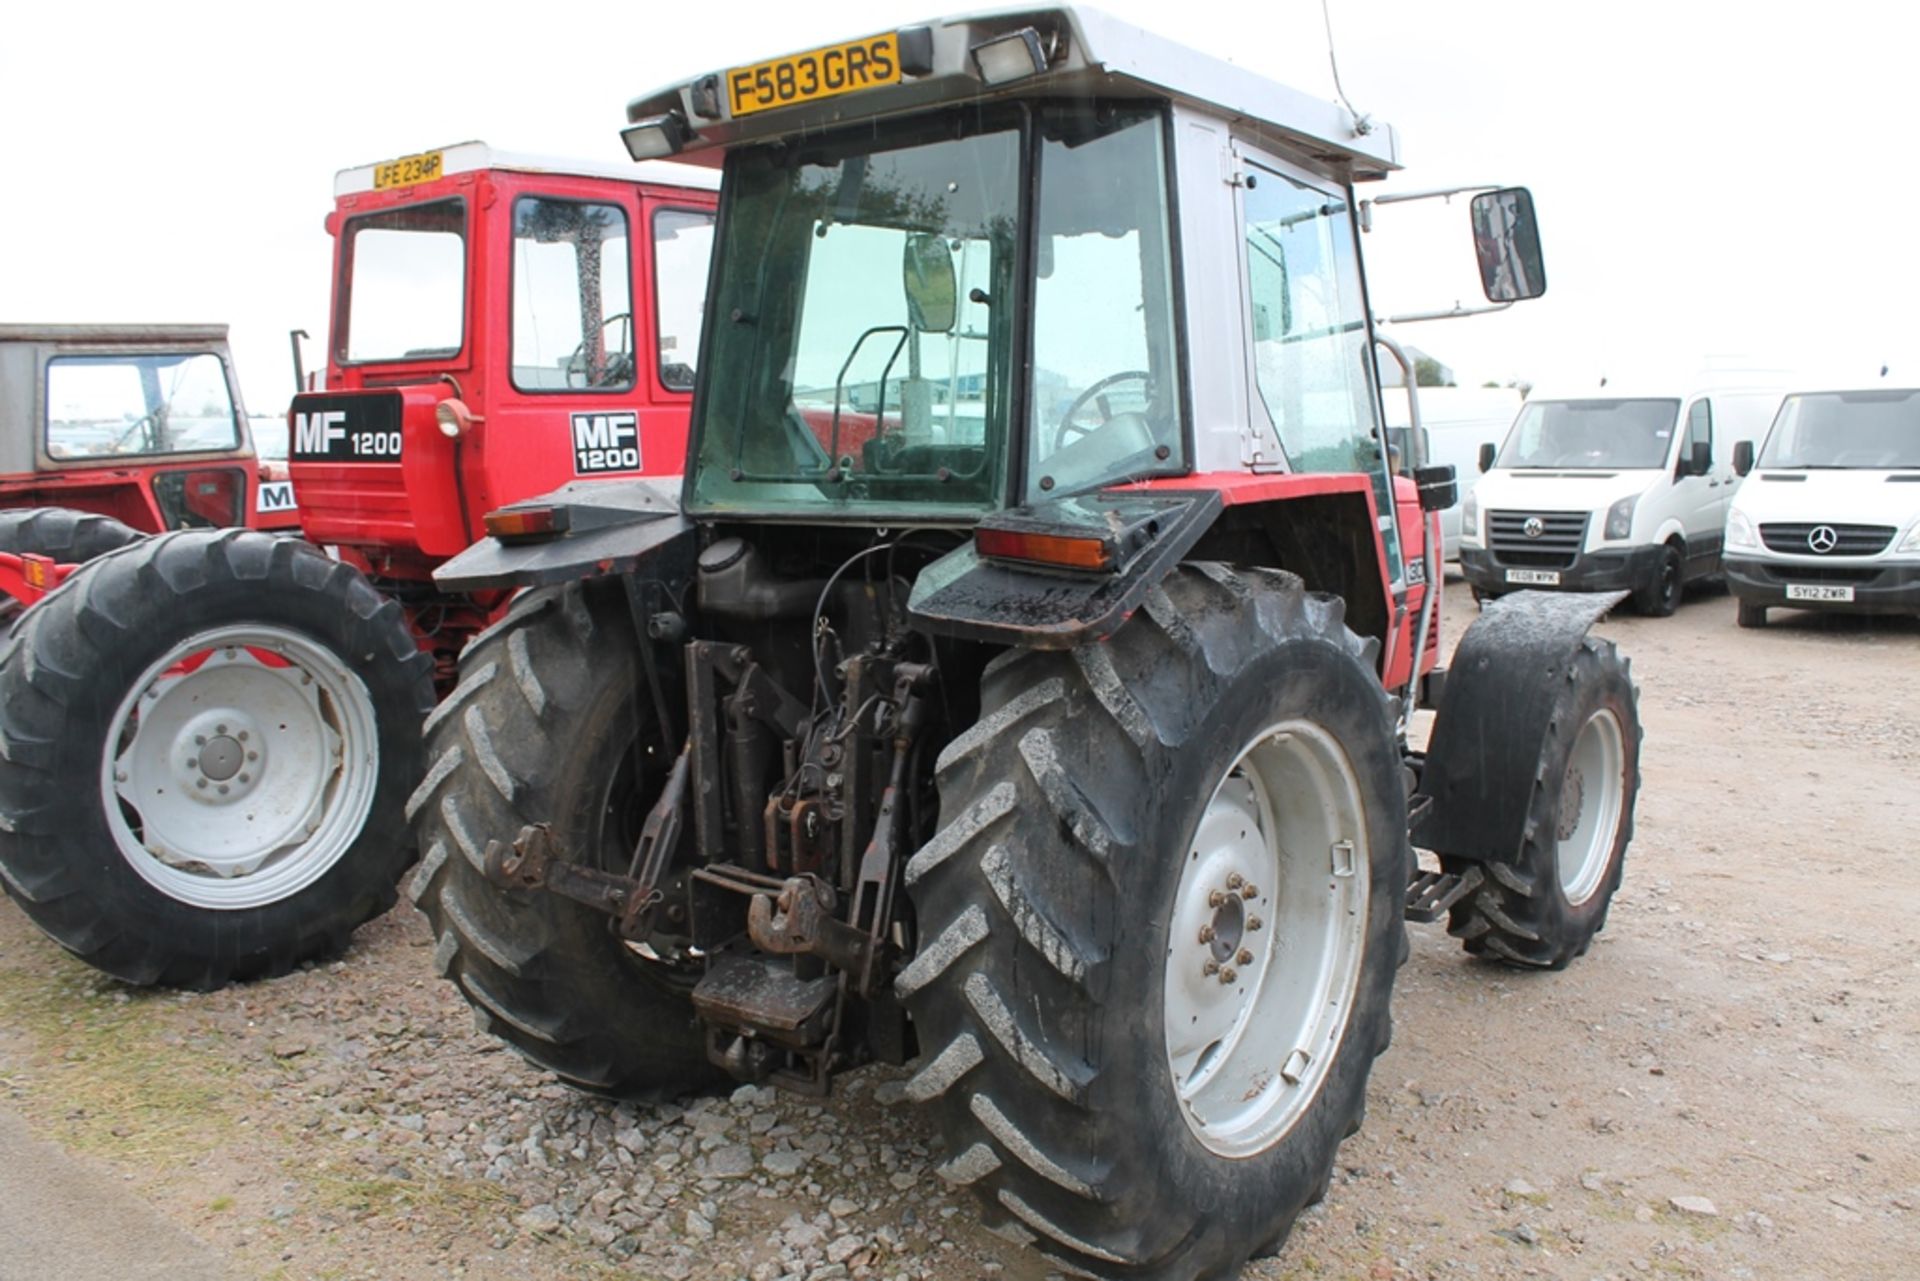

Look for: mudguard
[1413,589,1627,863]
[907,490,1223,648]
[433,478,693,592]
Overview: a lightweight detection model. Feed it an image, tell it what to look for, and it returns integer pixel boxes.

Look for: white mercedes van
[1724,386,1920,626]
[1459,385,1782,615]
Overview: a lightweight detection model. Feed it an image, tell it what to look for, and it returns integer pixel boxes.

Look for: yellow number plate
[373,150,444,190]
[727,34,901,118]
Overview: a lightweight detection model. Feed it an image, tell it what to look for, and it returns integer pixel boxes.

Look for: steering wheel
[112,411,161,454]
[1053,370,1153,453]
[565,313,634,389]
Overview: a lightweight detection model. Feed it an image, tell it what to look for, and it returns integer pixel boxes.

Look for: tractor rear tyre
[0,507,145,623]
[0,530,435,988]
[898,565,1408,1280]
[407,580,722,1098]
[1446,634,1638,969]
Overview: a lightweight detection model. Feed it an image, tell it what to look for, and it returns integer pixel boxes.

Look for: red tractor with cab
[0,323,299,608]
[400,11,1643,1280]
[0,144,718,990]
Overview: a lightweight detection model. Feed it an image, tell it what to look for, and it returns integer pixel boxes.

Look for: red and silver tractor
[0,323,299,609]
[407,11,1641,1280]
[0,144,717,990]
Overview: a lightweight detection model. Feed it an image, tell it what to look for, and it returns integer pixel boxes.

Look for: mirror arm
[1379,300,1515,326]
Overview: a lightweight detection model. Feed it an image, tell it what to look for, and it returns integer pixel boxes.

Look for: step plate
[1404,866,1484,924]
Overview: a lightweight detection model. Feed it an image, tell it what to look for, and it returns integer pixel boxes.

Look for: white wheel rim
[1556,708,1626,906]
[1163,720,1369,1158]
[100,623,380,910]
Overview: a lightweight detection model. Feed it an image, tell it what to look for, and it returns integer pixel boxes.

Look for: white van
[1382,386,1522,561]
[1724,386,1920,626]
[1458,384,1782,614]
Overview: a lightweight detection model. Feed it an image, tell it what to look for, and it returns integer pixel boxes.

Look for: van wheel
[1633,545,1683,617]
[1735,600,1767,629]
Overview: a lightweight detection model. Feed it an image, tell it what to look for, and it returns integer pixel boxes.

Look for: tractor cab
[292,143,719,575]
[0,323,296,534]
[604,7,1542,662]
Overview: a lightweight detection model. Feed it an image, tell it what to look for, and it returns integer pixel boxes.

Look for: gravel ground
[1,582,1916,1281]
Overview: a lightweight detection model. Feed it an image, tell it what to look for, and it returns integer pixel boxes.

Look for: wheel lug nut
[238,773,250,784]
[216,724,228,735]
[1236,948,1254,966]
[1208,890,1227,908]
[247,751,259,762]
[1226,873,1244,890]
[1219,967,1238,984]
[1241,883,1259,900]
[1248,916,1263,931]
[195,735,207,746]
[1203,960,1220,976]
[196,780,208,790]
[1198,925,1216,944]
[114,770,127,783]
[217,784,230,795]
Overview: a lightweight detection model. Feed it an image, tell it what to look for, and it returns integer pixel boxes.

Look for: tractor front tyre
[0,530,435,988]
[898,565,1409,1280]
[406,580,722,1099]
[0,506,146,563]
[0,507,146,622]
[1446,634,1639,969]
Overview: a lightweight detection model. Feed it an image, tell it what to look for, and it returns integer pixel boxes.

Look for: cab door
[1673,397,1723,573]
[637,195,718,477]
[478,180,652,514]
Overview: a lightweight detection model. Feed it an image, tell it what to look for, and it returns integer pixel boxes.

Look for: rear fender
[1413,589,1626,863]
[432,478,693,592]
[907,490,1222,649]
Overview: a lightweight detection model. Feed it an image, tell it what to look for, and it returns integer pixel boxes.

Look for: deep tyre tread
[900,565,1409,1280]
[0,529,434,989]
[408,579,721,1099]
[0,507,147,625]
[1445,635,1640,969]
[0,506,147,565]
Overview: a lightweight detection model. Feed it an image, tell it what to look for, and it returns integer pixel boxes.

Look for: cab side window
[1683,399,1713,473]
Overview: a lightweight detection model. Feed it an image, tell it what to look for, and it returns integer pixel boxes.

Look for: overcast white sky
[5,0,1916,413]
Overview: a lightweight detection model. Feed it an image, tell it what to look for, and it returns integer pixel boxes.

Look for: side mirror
[1733,440,1755,476]
[1414,463,1458,512]
[1687,439,1712,476]
[902,234,956,334]
[1470,188,1547,303]
[1477,441,1496,474]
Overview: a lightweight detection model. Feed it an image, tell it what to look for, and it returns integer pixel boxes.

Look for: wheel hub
[165,708,267,801]
[102,626,379,909]
[1163,723,1369,1158]
[1556,761,1585,842]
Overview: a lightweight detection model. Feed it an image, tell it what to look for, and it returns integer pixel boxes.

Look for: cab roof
[333,141,720,198]
[0,323,229,346]
[625,5,1401,181]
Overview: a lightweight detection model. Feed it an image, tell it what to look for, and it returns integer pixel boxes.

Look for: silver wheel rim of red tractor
[99,623,380,910]
[1557,708,1627,907]
[1162,720,1369,1158]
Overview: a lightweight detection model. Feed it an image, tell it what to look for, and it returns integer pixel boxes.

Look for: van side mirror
[1477,441,1496,474]
[1733,440,1755,476]
[1687,439,1712,476]
[1470,188,1547,303]
[902,234,956,334]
